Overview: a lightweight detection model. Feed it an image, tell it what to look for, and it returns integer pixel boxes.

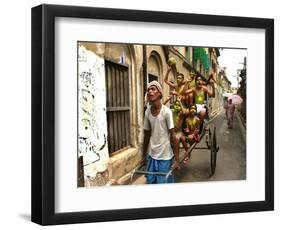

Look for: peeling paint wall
[78,44,109,183]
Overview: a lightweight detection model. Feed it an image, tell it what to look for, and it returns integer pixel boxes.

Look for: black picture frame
[31,4,274,225]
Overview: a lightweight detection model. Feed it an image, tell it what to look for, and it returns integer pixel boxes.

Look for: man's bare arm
[185,87,195,95]
[205,81,215,97]
[164,67,176,88]
[170,128,180,170]
[142,129,151,163]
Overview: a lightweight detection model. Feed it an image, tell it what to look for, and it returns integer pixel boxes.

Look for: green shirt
[195,89,205,104]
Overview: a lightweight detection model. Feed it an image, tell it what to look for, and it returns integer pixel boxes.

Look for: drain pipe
[142,44,148,97]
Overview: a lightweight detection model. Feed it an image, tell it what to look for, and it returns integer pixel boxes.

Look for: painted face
[190,105,197,114]
[196,77,203,86]
[176,75,184,84]
[147,85,161,102]
[173,101,181,112]
[190,72,196,79]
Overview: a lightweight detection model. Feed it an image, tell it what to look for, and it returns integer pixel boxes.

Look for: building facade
[237,57,247,124]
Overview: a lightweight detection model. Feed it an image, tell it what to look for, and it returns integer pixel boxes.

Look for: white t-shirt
[144,104,174,160]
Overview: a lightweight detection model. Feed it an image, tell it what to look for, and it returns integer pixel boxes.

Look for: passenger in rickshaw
[171,99,189,158]
[163,65,188,105]
[185,75,215,126]
[181,104,200,162]
[186,70,197,105]
[184,104,200,143]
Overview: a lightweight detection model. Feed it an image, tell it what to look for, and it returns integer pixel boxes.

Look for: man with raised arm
[163,65,188,105]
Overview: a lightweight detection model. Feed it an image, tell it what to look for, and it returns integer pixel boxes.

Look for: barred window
[105,60,131,155]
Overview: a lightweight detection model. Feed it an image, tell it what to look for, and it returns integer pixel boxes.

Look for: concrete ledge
[108,147,141,180]
[236,111,246,143]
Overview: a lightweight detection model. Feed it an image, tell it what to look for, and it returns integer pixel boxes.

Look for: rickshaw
[130,107,220,183]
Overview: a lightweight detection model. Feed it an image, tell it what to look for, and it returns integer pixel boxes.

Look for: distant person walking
[225,99,235,129]
[223,97,228,119]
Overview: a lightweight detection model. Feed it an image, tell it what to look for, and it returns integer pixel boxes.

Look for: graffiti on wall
[78,45,109,178]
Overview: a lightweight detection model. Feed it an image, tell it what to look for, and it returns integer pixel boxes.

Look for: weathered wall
[78,43,145,186]
[78,44,109,186]
[146,45,169,98]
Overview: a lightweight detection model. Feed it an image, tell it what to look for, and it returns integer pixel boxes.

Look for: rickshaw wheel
[210,126,218,175]
[205,125,211,149]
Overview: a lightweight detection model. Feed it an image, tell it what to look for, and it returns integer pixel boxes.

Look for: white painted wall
[78,45,109,179]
